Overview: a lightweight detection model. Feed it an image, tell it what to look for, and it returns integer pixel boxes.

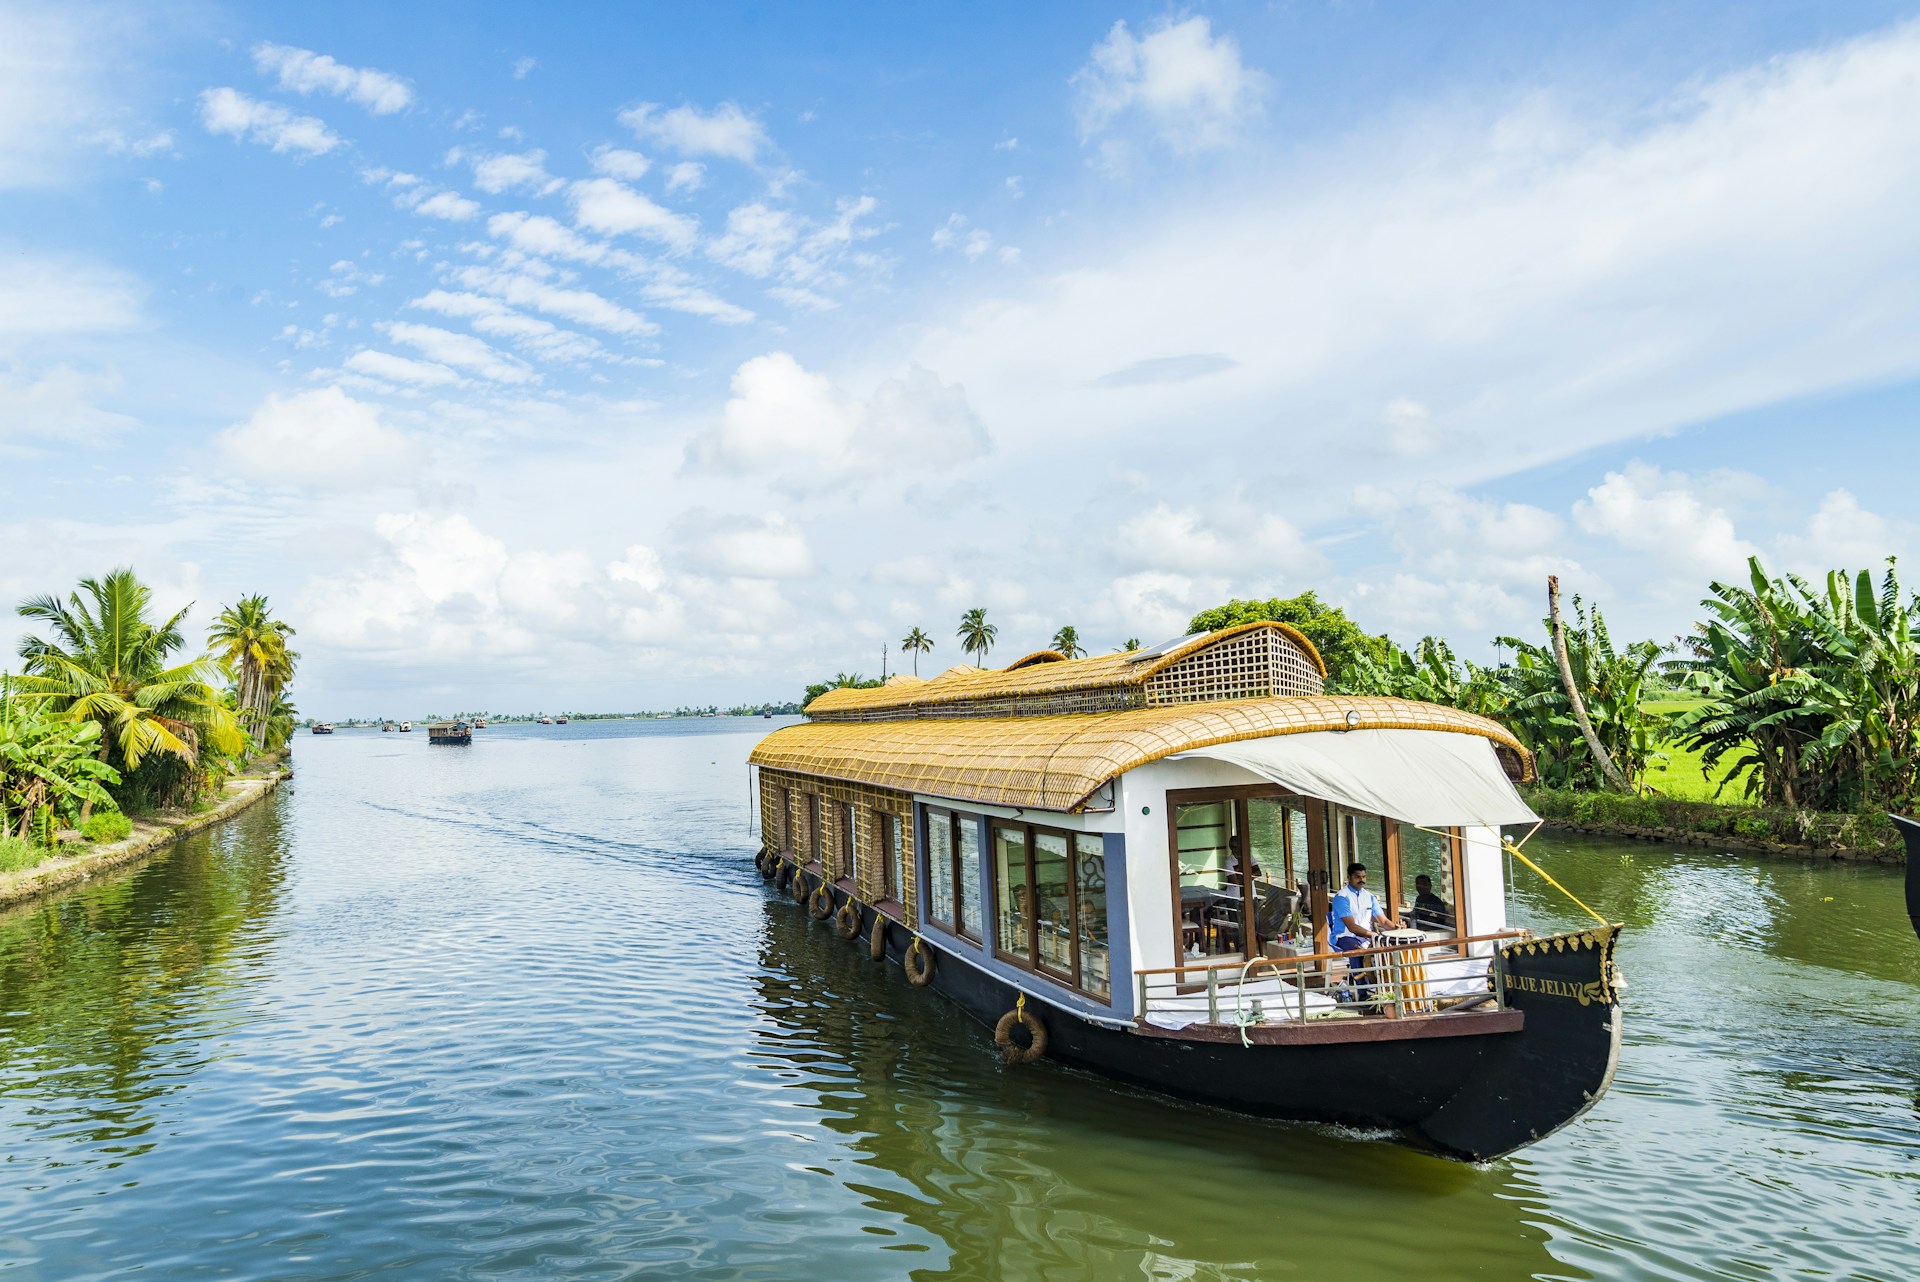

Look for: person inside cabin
[1412,874,1454,932]
[1329,863,1398,1003]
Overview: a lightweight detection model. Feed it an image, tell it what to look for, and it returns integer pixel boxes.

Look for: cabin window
[1169,789,1310,966]
[990,820,1109,999]
[880,813,903,903]
[768,785,788,848]
[926,808,955,928]
[837,803,857,880]
[1396,822,1460,935]
[808,794,824,867]
[925,809,982,939]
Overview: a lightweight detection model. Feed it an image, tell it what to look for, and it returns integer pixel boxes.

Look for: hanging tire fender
[834,898,862,939]
[808,881,836,920]
[904,936,935,986]
[869,913,888,961]
[995,995,1048,1065]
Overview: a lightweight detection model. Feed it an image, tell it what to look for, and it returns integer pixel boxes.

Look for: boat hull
[1893,815,1920,942]
[771,861,1623,1162]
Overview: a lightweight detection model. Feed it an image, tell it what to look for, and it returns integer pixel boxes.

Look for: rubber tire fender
[790,867,811,903]
[757,850,777,881]
[995,1006,1049,1065]
[869,913,888,961]
[834,898,862,939]
[904,937,935,986]
[808,882,836,920]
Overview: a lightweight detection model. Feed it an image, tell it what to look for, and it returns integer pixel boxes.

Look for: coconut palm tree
[957,608,997,666]
[1050,625,1086,659]
[14,569,243,794]
[900,627,934,676]
[1117,638,1143,652]
[209,594,298,752]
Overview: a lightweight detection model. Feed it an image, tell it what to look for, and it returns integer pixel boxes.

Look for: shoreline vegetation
[3,569,300,882]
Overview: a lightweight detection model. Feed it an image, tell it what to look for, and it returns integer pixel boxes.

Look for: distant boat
[555,716,569,724]
[428,720,472,746]
[310,722,335,735]
[381,722,394,732]
[399,721,412,732]
[537,715,554,724]
[764,710,774,719]
[1892,815,1920,943]
[473,719,487,728]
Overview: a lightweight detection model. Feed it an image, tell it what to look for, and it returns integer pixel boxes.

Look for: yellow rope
[1015,993,1026,1022]
[1503,838,1608,925]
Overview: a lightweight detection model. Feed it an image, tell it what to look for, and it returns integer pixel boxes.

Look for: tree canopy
[1186,592,1390,686]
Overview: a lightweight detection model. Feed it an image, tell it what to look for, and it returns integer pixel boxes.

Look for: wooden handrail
[1134,929,1528,980]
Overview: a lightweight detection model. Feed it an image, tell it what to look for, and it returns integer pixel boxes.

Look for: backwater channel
[1,718,1915,1280]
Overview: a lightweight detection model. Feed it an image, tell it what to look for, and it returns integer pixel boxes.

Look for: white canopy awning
[1171,728,1538,827]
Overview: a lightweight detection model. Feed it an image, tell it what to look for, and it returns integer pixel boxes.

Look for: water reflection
[0,798,291,1166]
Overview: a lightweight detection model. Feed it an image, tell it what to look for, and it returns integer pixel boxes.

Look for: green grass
[82,811,133,843]
[0,834,49,874]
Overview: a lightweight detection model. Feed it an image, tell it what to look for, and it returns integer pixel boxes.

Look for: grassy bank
[1525,786,1901,860]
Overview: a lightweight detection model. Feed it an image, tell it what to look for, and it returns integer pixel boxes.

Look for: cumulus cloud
[589,146,651,181]
[684,353,990,484]
[672,511,815,579]
[1112,502,1323,579]
[343,348,463,387]
[0,254,140,336]
[253,43,413,114]
[568,177,698,250]
[451,263,659,336]
[455,147,563,195]
[619,101,769,163]
[216,387,420,487]
[1574,462,1758,587]
[1772,489,1914,580]
[408,289,610,364]
[1072,16,1265,152]
[381,322,536,384]
[411,189,481,220]
[664,161,706,193]
[0,364,138,443]
[199,88,341,155]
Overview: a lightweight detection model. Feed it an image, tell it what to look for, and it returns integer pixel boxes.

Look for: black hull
[769,862,1623,1161]
[1893,815,1920,942]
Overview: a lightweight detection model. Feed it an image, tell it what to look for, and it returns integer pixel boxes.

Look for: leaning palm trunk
[1548,576,1634,793]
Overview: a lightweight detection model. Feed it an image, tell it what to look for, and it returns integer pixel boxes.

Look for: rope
[1502,838,1608,925]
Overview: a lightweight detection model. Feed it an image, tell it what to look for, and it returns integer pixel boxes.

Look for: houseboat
[427,720,473,745]
[748,622,1624,1161]
[399,721,412,732]
[1893,815,1920,942]
[310,722,334,735]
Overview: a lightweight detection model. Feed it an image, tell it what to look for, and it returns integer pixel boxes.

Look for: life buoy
[904,937,935,986]
[808,882,836,920]
[994,995,1048,1065]
[869,913,888,961]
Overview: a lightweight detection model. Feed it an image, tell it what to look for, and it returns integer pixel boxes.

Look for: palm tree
[1117,638,1143,652]
[900,627,934,676]
[1050,625,1085,658]
[209,594,298,752]
[14,569,243,789]
[957,608,997,666]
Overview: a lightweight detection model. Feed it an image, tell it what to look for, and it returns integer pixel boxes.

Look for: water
[2,719,1915,1280]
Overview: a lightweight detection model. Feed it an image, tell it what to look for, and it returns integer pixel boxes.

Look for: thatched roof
[751,695,1532,812]
[806,622,1328,720]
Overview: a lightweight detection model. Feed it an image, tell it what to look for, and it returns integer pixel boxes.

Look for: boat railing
[1132,930,1530,1030]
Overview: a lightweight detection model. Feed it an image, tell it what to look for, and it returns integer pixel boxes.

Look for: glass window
[993,824,1030,960]
[1033,831,1072,978]
[882,813,902,902]
[769,786,787,847]
[839,803,858,879]
[1074,834,1109,999]
[809,794,824,865]
[1176,800,1241,962]
[1246,799,1303,955]
[927,810,954,926]
[958,817,982,938]
[1398,822,1458,934]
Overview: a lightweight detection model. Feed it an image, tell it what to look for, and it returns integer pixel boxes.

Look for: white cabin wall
[1460,824,1507,948]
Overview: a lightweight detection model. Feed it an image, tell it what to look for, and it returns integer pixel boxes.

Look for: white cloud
[1382,398,1438,454]
[931,213,993,259]
[452,263,658,336]
[685,353,989,483]
[252,43,413,115]
[708,203,797,276]
[343,349,463,387]
[512,57,538,81]
[1773,489,1914,579]
[0,255,140,336]
[619,101,770,163]
[93,128,174,158]
[1574,462,1758,586]
[673,511,815,579]
[458,148,563,195]
[664,161,706,193]
[381,322,536,384]
[199,88,341,155]
[408,289,610,364]
[1111,502,1322,578]
[0,364,137,443]
[568,177,699,250]
[590,146,651,181]
[1072,16,1265,152]
[217,388,420,487]
[412,189,481,221]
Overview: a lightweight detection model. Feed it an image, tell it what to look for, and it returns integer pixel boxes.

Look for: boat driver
[1330,863,1398,1002]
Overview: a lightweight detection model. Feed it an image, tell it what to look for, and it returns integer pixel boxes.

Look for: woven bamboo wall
[759,766,918,927]
[1143,626,1324,704]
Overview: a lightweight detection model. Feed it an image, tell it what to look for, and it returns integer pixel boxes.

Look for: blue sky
[4,1,1919,715]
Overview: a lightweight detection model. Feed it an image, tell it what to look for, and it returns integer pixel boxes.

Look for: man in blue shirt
[1329,862,1398,1004]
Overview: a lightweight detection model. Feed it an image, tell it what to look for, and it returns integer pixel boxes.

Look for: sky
[4,0,1920,716]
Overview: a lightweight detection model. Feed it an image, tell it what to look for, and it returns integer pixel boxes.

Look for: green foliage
[82,810,133,843]
[1117,638,1142,652]
[1186,592,1390,685]
[1049,625,1086,658]
[957,607,997,665]
[1673,556,1920,811]
[899,626,934,676]
[1524,786,1897,852]
[1495,600,1663,790]
[209,594,299,753]
[1343,636,1507,717]
[803,671,883,708]
[0,833,46,873]
[14,569,244,810]
[1,681,121,840]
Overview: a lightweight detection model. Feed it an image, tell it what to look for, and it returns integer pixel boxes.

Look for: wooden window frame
[923,807,981,939]
[837,801,857,884]
[988,817,1107,1000]
[807,793,824,869]
[879,812,901,904]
